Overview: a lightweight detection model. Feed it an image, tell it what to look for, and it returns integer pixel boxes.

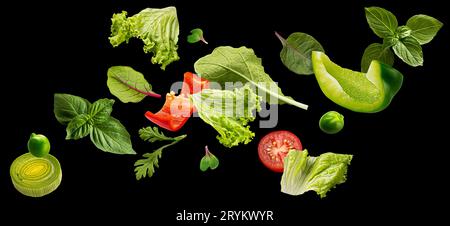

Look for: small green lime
[27,133,51,157]
[319,111,344,134]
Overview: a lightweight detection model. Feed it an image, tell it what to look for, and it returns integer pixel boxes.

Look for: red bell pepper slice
[181,72,210,96]
[145,72,209,132]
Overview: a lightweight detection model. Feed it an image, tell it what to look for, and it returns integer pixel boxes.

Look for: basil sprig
[361,7,443,71]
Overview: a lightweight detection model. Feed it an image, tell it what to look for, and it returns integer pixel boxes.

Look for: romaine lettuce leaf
[191,85,261,148]
[281,149,352,198]
[109,7,180,70]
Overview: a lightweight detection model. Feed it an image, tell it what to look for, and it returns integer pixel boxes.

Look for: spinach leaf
[392,36,423,67]
[275,32,324,75]
[54,94,91,125]
[365,7,398,38]
[90,117,136,155]
[407,14,443,45]
[194,46,308,110]
[107,66,160,103]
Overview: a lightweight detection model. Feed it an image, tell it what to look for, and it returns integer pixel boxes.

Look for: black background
[1,0,448,224]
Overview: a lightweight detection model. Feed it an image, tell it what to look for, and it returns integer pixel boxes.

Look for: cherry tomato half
[258,130,302,172]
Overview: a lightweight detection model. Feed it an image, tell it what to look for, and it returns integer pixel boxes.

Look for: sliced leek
[10,153,62,197]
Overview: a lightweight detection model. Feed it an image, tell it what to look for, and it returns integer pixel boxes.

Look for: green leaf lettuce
[109,7,180,70]
[191,85,261,148]
[281,149,352,198]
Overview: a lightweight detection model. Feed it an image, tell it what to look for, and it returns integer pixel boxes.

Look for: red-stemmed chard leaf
[107,66,161,103]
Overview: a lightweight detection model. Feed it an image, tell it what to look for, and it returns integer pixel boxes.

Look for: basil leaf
[90,117,136,155]
[396,25,412,39]
[365,7,398,38]
[383,36,399,48]
[54,93,91,125]
[66,114,92,140]
[392,36,423,67]
[107,66,160,103]
[88,98,114,123]
[54,93,136,155]
[275,32,324,75]
[194,46,308,110]
[407,14,443,45]
[361,43,395,72]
